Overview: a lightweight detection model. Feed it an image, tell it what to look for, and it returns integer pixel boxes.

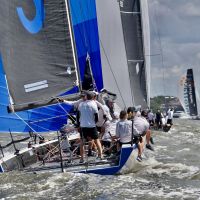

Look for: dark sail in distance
[184,68,198,116]
[119,0,148,108]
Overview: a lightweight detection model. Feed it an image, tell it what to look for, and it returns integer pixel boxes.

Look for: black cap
[127,107,137,113]
[141,110,148,117]
[80,91,87,97]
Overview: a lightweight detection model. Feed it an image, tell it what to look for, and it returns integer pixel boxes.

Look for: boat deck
[23,155,116,174]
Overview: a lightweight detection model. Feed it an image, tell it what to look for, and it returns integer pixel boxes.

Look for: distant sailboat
[0,0,151,175]
[178,68,199,119]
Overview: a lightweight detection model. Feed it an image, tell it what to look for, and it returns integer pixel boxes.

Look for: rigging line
[9,113,68,133]
[153,0,166,97]
[54,98,77,123]
[98,39,127,108]
[13,112,37,133]
[28,114,68,124]
[27,123,53,132]
[12,107,57,133]
[153,0,165,90]
[86,53,98,91]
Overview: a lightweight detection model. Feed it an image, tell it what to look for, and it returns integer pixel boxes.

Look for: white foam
[0,183,12,189]
[146,162,199,179]
[156,145,167,151]
[177,148,190,152]
[181,132,194,137]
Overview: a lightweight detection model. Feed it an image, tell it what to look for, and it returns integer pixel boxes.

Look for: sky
[148,0,200,98]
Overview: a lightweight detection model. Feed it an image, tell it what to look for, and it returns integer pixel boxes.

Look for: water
[1,119,200,200]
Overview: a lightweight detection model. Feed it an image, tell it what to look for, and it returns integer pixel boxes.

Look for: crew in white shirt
[78,91,103,162]
[167,107,174,125]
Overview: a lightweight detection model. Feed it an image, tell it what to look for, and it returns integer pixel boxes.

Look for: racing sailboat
[0,0,150,175]
[179,68,198,117]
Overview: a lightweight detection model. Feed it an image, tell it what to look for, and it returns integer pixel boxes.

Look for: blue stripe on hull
[79,146,135,175]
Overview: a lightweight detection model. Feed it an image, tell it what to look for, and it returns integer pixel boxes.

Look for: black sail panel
[185,69,198,116]
[119,0,147,108]
[0,0,78,110]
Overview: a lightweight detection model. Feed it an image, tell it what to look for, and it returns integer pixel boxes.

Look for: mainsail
[0,0,103,133]
[119,0,150,108]
[0,0,79,111]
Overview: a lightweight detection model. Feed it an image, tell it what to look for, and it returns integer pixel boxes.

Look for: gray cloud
[149,0,200,97]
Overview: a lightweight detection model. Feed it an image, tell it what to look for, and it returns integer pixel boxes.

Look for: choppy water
[1,119,200,200]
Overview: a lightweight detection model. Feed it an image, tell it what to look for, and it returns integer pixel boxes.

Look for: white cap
[92,91,99,96]
[113,112,119,119]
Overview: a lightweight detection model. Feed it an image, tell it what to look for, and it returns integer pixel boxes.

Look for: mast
[65,0,81,91]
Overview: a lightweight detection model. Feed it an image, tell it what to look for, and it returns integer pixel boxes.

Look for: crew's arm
[76,110,80,126]
[63,99,82,107]
[95,101,106,115]
[114,122,120,139]
[94,113,98,124]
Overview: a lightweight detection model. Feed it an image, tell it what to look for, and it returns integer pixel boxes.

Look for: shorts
[96,126,102,133]
[167,119,173,125]
[102,140,111,148]
[80,127,99,140]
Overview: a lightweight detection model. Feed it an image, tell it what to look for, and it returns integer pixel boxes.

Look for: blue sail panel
[70,0,103,91]
[70,0,97,26]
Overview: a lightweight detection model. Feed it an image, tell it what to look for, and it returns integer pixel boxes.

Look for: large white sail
[96,0,133,109]
[140,0,151,108]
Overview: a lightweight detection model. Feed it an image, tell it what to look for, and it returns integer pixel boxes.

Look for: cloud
[179,2,200,17]
[149,0,200,97]
[196,52,200,60]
